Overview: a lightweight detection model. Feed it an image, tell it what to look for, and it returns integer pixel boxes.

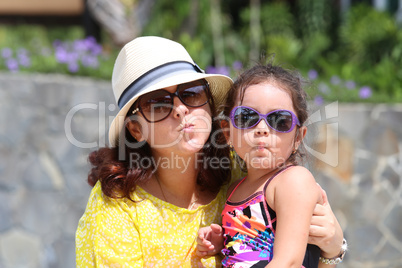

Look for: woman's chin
[184,139,206,152]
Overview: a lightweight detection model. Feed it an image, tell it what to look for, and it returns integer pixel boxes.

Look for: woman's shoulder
[83,181,142,217]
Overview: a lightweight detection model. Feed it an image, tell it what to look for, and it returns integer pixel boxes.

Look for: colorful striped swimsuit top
[221,166,320,268]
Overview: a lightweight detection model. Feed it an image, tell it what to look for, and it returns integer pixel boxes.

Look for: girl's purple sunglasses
[229,106,300,133]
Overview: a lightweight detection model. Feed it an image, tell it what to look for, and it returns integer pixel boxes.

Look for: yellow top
[75,181,227,267]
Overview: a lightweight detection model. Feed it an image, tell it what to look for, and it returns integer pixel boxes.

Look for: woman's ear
[126,119,145,142]
[220,119,231,144]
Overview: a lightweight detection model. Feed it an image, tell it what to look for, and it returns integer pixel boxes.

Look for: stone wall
[0,73,401,268]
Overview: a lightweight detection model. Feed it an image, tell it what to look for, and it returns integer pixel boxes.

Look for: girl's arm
[196,179,241,257]
[310,186,346,267]
[266,166,322,268]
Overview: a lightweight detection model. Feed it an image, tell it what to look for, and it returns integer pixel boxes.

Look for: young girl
[197,63,345,267]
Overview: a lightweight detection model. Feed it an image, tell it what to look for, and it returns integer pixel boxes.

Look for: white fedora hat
[108,36,233,147]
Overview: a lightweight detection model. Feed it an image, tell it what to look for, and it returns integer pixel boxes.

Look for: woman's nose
[172,96,189,118]
[254,119,269,136]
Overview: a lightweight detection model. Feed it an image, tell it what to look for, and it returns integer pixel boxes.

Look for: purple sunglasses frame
[229,106,300,133]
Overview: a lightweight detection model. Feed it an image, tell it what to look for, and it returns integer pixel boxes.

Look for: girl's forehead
[236,82,292,104]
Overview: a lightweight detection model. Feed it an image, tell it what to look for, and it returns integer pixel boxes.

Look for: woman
[75,36,345,267]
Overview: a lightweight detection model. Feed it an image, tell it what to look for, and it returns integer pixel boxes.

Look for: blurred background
[0,0,401,267]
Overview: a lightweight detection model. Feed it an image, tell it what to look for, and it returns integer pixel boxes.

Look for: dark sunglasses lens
[234,107,260,128]
[267,111,293,132]
[139,91,172,122]
[178,80,208,107]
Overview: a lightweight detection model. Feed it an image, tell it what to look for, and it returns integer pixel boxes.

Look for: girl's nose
[254,119,269,136]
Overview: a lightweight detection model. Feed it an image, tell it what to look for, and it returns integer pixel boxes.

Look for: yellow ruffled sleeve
[75,182,143,267]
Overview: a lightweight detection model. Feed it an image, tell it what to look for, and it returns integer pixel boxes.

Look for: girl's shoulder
[284,165,313,177]
[266,166,321,207]
[265,166,315,190]
[275,165,315,183]
[226,177,245,199]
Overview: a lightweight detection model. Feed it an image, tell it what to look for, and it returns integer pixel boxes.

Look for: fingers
[316,183,328,204]
[196,237,215,257]
[196,235,212,247]
[210,223,223,235]
[196,244,214,254]
[196,225,224,258]
[197,227,209,240]
[312,203,326,217]
[195,248,209,257]
[309,224,326,237]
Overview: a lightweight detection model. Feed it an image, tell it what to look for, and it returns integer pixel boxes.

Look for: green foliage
[264,34,302,66]
[256,2,296,37]
[340,4,398,65]
[297,0,332,37]
[0,1,401,103]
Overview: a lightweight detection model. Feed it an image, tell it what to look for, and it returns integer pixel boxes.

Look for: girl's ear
[220,119,231,144]
[294,126,307,149]
[127,119,145,142]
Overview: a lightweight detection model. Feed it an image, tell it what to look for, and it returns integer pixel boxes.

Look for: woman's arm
[266,166,323,267]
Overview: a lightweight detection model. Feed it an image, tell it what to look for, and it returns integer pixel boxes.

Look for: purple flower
[81,55,99,68]
[17,48,28,55]
[215,66,230,76]
[308,69,318,80]
[314,95,324,106]
[51,38,103,72]
[1,48,13,59]
[53,40,63,48]
[68,61,79,73]
[6,58,19,72]
[359,86,372,99]
[345,80,356,90]
[68,51,80,63]
[18,54,31,67]
[206,65,230,76]
[206,66,217,74]
[318,82,330,95]
[232,61,243,71]
[17,49,31,67]
[90,43,102,56]
[330,75,341,85]
[55,47,69,64]
[73,39,89,52]
[83,36,97,48]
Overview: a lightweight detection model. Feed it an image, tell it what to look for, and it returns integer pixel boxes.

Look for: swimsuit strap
[226,176,248,201]
[227,165,295,201]
[263,165,295,193]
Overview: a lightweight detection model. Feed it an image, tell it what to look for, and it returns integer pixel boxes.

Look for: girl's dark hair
[88,80,231,200]
[222,61,309,166]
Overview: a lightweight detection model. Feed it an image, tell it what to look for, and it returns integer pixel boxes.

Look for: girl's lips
[255,142,269,150]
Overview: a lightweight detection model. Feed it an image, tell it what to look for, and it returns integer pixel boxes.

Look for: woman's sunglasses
[229,106,300,133]
[131,79,210,123]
